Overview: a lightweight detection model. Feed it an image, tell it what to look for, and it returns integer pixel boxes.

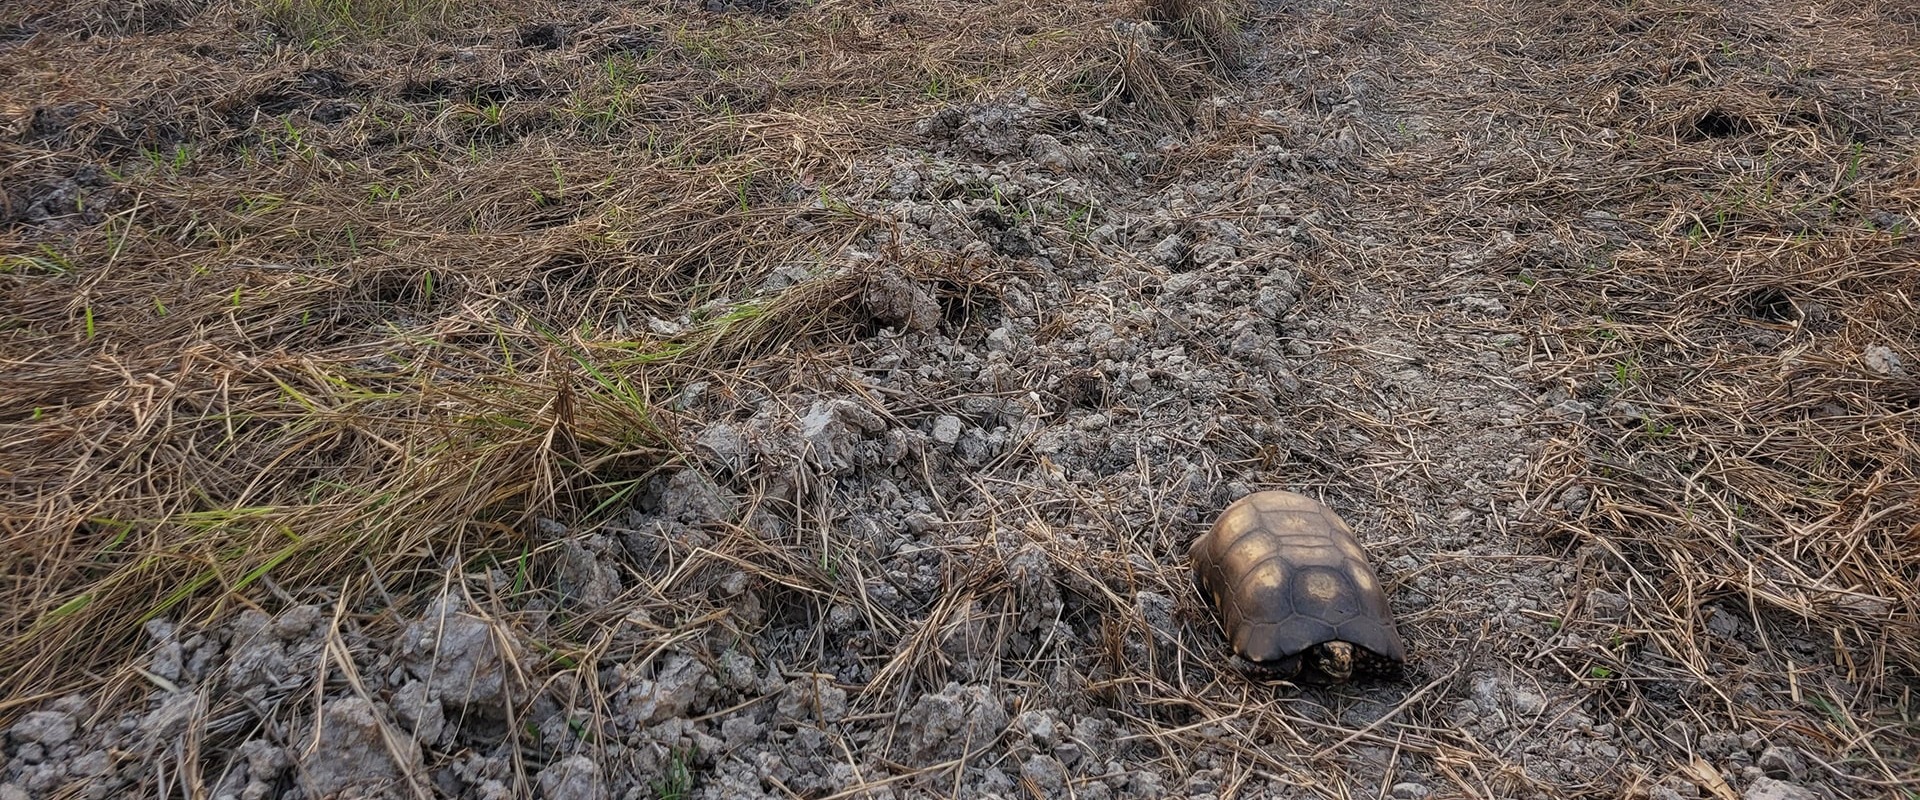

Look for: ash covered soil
[4,0,1917,798]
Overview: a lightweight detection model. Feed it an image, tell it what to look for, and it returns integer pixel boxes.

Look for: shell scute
[1190,490,1408,675]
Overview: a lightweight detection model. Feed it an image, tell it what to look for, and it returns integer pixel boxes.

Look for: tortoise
[1188,490,1407,683]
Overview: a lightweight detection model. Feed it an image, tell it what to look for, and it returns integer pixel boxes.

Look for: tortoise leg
[1230,653,1302,683]
[1354,649,1407,679]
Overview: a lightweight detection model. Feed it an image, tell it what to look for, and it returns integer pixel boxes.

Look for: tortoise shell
[1188,490,1406,683]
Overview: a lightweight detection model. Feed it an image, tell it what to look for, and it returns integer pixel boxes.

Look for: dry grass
[0,0,1207,715]
[1141,0,1248,73]
[253,0,458,46]
[1292,0,1920,786]
[1506,4,1920,780]
[4,0,1918,795]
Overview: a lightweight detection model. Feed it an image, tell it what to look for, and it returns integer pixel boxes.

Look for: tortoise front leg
[1230,653,1302,683]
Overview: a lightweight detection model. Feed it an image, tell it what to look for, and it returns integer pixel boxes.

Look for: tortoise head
[1309,641,1355,683]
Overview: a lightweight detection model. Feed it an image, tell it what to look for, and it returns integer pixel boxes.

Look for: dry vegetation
[1256,0,1920,786]
[0,0,1215,708]
[1,0,1917,795]
[1439,0,1920,776]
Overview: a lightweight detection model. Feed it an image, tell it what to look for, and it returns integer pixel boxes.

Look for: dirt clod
[5,713,73,748]
[1742,777,1823,800]
[534,755,607,800]
[300,697,423,798]
[400,596,517,715]
[898,683,1008,764]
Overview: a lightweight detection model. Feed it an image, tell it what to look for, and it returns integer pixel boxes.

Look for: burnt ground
[2,0,1917,798]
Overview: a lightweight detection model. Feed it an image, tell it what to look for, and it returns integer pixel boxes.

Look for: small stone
[144,621,185,682]
[239,739,289,787]
[1757,746,1805,780]
[1151,234,1188,267]
[1509,686,1547,715]
[1228,330,1268,358]
[1587,589,1629,622]
[1128,771,1166,797]
[139,692,201,742]
[400,595,516,714]
[658,469,736,524]
[695,424,752,472]
[1012,710,1059,748]
[776,675,847,723]
[1653,773,1702,800]
[1390,783,1431,800]
[862,270,941,332]
[9,711,75,746]
[1550,399,1594,419]
[1699,731,1742,758]
[1863,345,1904,377]
[1254,286,1294,319]
[620,654,714,725]
[1019,755,1068,795]
[1741,777,1819,800]
[931,415,963,445]
[796,398,886,477]
[899,683,1008,764]
[554,539,622,608]
[391,680,446,746]
[66,751,110,779]
[300,697,422,797]
[720,716,764,751]
[535,755,608,800]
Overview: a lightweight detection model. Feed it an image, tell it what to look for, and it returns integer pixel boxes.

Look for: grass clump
[1142,0,1247,73]
[254,0,454,45]
[0,0,1206,718]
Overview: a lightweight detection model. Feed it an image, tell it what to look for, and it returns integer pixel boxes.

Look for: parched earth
[3,0,1914,798]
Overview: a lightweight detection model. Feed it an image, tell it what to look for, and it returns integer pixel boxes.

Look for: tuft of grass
[254,0,455,45]
[1141,0,1248,73]
[652,748,694,800]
